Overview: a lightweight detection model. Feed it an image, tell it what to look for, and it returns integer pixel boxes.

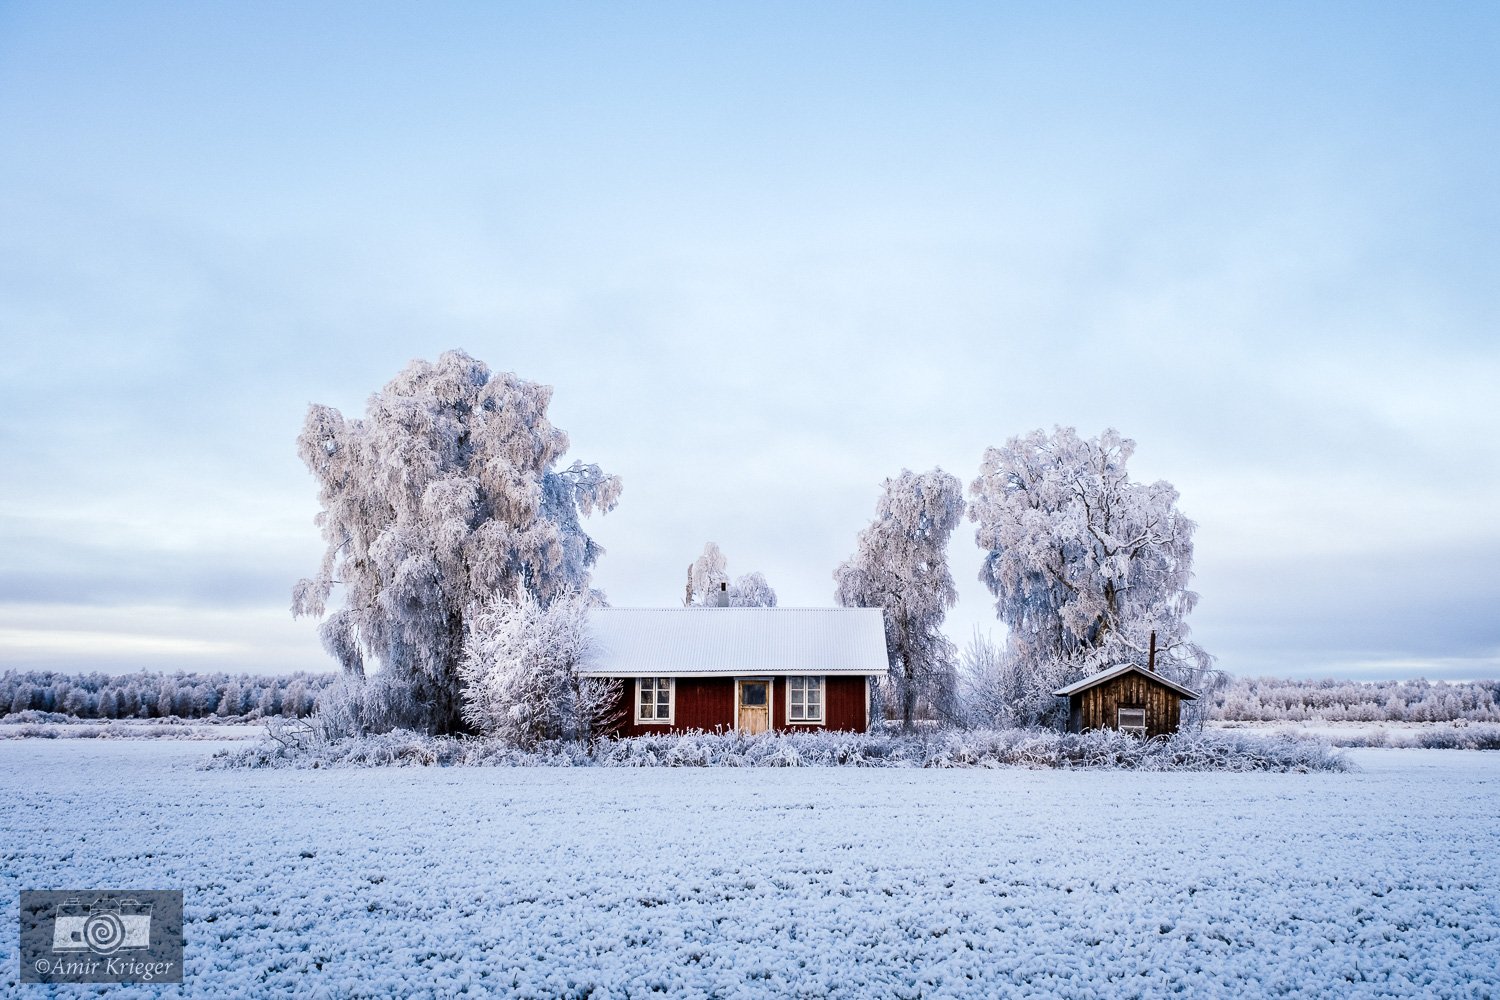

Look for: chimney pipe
[1148,631,1157,673]
[709,581,730,608]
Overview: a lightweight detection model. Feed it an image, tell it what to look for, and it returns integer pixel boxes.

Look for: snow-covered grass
[0,713,265,741]
[206,726,1353,773]
[1213,719,1500,749]
[4,741,1495,998]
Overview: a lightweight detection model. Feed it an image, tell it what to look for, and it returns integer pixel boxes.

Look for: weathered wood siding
[1071,672,1182,738]
[605,675,871,736]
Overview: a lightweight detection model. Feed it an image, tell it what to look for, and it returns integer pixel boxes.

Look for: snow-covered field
[3,742,1497,998]
[1210,719,1500,748]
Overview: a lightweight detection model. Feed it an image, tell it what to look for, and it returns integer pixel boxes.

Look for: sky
[1,1,1497,682]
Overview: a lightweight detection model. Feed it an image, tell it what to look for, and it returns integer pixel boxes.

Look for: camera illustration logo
[52,897,154,955]
[20,889,182,984]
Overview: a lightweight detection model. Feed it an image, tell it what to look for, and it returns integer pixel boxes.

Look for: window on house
[636,678,673,724]
[788,676,824,723]
[1118,707,1146,735]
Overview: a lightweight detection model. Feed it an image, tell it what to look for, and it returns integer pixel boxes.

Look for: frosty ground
[3,743,1497,999]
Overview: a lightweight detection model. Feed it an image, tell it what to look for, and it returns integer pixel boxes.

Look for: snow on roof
[579,607,890,677]
[1052,662,1200,699]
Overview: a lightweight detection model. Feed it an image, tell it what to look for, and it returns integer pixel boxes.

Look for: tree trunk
[430,612,474,736]
[901,655,917,732]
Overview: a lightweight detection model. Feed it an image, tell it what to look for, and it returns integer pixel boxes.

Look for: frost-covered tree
[284,679,313,718]
[956,629,1024,728]
[683,542,778,608]
[63,687,91,716]
[311,671,421,741]
[834,468,965,730]
[291,350,622,735]
[728,571,776,609]
[459,588,621,747]
[216,682,243,718]
[683,542,728,605]
[968,427,1219,719]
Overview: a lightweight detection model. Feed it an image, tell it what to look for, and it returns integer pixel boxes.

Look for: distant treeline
[1212,676,1500,723]
[0,669,338,721]
[9,669,1498,726]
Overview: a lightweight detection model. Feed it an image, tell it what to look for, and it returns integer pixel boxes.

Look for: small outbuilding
[580,606,890,736]
[1053,662,1199,738]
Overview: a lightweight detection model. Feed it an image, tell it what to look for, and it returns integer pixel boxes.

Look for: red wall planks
[773,675,867,732]
[822,675,869,731]
[604,674,870,736]
[609,676,734,738]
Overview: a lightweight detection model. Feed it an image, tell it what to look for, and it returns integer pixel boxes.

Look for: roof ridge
[1051,661,1200,699]
[593,606,878,612]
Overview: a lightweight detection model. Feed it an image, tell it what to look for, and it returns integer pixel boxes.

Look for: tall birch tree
[291,350,621,735]
[834,468,965,729]
[968,426,1217,720]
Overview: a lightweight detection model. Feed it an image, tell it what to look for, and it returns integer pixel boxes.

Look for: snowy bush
[2,710,88,725]
[208,727,1353,772]
[458,589,621,747]
[956,630,1050,729]
[310,672,427,741]
[1416,724,1500,750]
[1319,726,1391,748]
[2,720,251,741]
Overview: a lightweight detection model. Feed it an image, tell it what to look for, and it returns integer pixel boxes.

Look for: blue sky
[1,2,1497,680]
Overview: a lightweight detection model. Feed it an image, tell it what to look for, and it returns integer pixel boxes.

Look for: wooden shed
[1053,663,1199,738]
[579,607,890,737]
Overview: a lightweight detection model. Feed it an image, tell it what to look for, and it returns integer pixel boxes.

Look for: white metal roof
[579,607,890,677]
[1052,662,1200,699]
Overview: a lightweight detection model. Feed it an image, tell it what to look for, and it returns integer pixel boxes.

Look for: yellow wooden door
[738,680,770,734]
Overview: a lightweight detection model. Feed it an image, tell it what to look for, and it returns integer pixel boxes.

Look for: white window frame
[787,675,826,725]
[635,677,675,725]
[1117,707,1146,736]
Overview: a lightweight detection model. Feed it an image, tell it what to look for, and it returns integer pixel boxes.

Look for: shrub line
[205,726,1355,772]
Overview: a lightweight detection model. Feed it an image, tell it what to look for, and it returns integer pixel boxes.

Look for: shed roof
[1052,663,1200,700]
[579,607,890,677]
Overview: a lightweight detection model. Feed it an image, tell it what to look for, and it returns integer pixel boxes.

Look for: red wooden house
[580,607,890,736]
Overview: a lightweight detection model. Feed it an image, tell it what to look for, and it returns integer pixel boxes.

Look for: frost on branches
[834,469,965,729]
[458,589,621,747]
[967,427,1220,725]
[682,542,778,608]
[291,350,621,735]
[956,629,1031,729]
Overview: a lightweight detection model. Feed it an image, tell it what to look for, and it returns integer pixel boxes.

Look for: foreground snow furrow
[2,743,1497,998]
